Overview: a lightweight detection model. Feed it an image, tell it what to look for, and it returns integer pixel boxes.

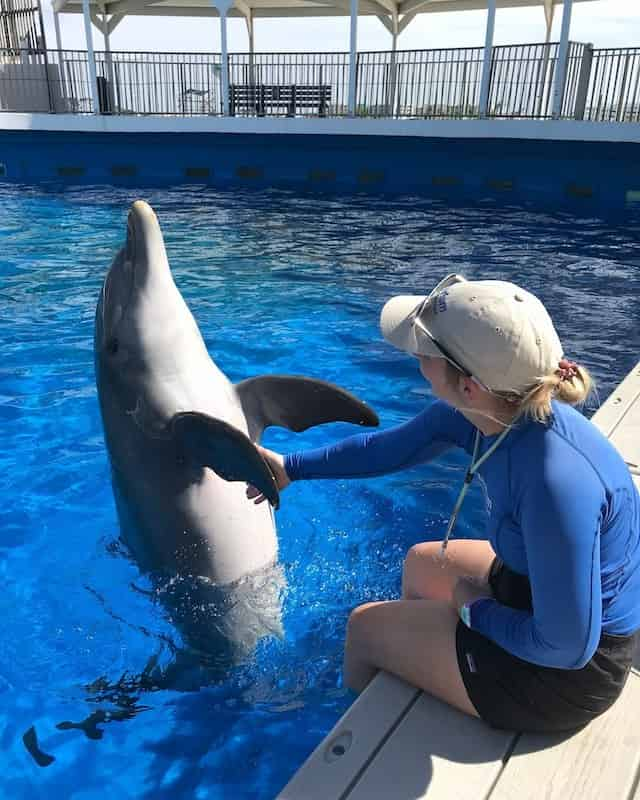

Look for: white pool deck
[278,359,640,800]
[6,113,640,145]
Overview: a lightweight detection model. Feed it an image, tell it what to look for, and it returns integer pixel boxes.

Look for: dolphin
[94,200,378,663]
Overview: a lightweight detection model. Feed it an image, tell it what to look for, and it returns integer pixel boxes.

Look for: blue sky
[44,0,639,53]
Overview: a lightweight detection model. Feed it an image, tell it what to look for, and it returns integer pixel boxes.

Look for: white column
[552,0,574,118]
[82,0,100,114]
[478,0,496,117]
[348,0,358,115]
[247,10,255,85]
[220,11,230,115]
[213,0,233,115]
[53,8,63,51]
[247,10,254,56]
[103,13,116,112]
[544,0,555,43]
[388,23,398,116]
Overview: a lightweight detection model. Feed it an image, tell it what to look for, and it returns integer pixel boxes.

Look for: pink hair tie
[557,358,579,382]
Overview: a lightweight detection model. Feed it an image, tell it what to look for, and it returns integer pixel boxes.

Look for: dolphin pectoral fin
[171,412,280,508]
[236,375,380,440]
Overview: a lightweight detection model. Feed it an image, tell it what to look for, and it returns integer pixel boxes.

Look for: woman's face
[416,355,463,406]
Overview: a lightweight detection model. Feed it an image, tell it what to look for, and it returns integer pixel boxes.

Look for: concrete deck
[278,360,640,800]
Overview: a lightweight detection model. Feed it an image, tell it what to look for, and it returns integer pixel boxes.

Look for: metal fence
[1,43,639,122]
[357,47,484,118]
[356,42,588,119]
[1,0,44,51]
[585,47,640,122]
[0,48,223,114]
[96,51,222,114]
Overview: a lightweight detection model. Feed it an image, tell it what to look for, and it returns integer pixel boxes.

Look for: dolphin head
[95,201,205,388]
[94,200,211,434]
[96,200,173,363]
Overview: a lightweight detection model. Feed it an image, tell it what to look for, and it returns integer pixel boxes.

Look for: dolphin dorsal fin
[170,412,280,508]
[235,375,379,442]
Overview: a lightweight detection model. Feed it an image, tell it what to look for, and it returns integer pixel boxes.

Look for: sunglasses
[413,318,473,378]
[408,276,492,393]
[407,276,471,374]
[411,311,472,378]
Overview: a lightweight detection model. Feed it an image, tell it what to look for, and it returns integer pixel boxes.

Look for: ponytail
[509,362,593,424]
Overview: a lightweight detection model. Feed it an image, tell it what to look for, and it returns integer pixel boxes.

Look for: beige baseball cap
[380,273,564,394]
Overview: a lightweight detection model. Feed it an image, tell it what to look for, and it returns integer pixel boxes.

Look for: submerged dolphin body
[94,200,378,662]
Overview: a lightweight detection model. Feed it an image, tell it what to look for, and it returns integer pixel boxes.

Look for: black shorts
[456,558,637,733]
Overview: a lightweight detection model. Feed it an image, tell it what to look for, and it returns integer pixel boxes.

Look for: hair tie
[557,358,579,382]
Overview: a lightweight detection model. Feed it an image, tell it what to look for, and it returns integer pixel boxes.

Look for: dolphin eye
[107,337,119,356]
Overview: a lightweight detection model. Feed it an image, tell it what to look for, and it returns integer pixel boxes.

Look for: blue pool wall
[2,129,640,213]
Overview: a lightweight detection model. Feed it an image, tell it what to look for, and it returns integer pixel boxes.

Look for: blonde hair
[445,361,594,425]
[508,363,593,423]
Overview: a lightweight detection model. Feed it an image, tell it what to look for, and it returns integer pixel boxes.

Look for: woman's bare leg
[401,539,496,603]
[344,598,478,717]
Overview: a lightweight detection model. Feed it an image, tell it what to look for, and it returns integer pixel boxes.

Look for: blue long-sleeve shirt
[284,400,640,669]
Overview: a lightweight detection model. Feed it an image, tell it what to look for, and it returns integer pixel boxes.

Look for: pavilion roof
[54,0,597,25]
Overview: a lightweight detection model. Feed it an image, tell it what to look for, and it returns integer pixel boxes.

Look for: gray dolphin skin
[94,200,379,663]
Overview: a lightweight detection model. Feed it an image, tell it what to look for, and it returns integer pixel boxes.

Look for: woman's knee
[402,541,445,599]
[345,602,385,656]
[404,542,441,571]
[402,539,496,601]
[346,602,376,636]
[404,541,437,576]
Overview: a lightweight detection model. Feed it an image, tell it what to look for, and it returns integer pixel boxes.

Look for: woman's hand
[452,576,492,614]
[247,445,291,504]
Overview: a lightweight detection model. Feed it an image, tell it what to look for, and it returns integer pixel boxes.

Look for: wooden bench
[229,84,331,117]
[278,360,640,800]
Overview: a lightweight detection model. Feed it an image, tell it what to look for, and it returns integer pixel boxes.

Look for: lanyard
[439,425,511,557]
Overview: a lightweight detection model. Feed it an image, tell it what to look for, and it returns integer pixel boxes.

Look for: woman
[248,273,640,733]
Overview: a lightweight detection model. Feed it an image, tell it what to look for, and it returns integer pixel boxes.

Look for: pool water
[1,185,639,799]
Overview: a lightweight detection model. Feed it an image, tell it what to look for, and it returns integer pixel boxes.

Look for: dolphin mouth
[126,200,170,291]
[125,207,137,267]
[99,201,159,332]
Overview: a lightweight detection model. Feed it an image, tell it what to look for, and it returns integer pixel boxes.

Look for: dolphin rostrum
[94,200,378,662]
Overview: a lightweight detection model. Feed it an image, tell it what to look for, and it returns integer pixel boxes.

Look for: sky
[42,0,639,54]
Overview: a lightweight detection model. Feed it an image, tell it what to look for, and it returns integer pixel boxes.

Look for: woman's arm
[467,438,605,669]
[284,400,475,481]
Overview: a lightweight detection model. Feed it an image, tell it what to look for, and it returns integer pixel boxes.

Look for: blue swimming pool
[1,184,639,799]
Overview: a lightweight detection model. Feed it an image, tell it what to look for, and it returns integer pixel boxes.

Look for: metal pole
[211,0,233,114]
[104,13,116,113]
[573,42,592,120]
[348,0,358,115]
[389,27,398,117]
[53,9,63,51]
[552,0,574,118]
[82,0,100,114]
[544,0,555,43]
[478,0,496,117]
[220,11,229,115]
[247,10,255,86]
[52,3,68,111]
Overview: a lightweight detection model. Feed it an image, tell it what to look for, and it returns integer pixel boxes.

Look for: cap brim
[379,295,442,357]
[379,274,468,358]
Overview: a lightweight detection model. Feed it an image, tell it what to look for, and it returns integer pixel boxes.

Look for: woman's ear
[460,375,474,396]
[461,375,487,402]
